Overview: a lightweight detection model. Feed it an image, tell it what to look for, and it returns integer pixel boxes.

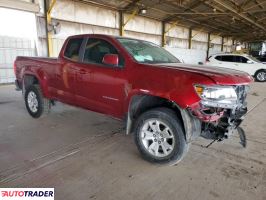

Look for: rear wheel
[134,107,188,165]
[24,84,51,118]
[254,70,266,82]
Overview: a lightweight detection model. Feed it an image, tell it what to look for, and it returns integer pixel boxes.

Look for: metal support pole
[206,32,211,58]
[232,39,235,51]
[44,0,49,56]
[119,10,124,36]
[46,0,56,57]
[162,21,166,47]
[162,21,178,47]
[221,36,224,52]
[188,28,192,49]
[121,9,138,36]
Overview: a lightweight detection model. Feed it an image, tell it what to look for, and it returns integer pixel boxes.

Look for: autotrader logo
[0,188,54,199]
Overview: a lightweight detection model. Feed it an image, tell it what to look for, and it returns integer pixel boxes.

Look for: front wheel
[134,107,188,165]
[24,84,51,118]
[254,70,266,82]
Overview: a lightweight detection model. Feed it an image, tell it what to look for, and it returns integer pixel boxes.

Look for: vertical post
[188,28,192,49]
[162,21,166,47]
[221,36,224,52]
[119,10,124,36]
[120,9,138,37]
[206,32,211,59]
[44,0,49,56]
[46,0,56,57]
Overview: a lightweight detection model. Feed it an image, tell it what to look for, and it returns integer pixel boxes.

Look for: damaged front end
[190,84,249,147]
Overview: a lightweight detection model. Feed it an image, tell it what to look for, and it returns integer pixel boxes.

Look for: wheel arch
[22,72,49,98]
[126,94,201,142]
[254,69,266,82]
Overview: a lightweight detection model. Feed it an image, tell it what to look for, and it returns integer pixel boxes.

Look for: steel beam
[46,0,56,57]
[119,10,124,36]
[162,21,166,47]
[221,36,224,52]
[206,32,211,58]
[188,28,192,49]
[0,0,40,13]
[212,0,266,32]
[121,8,138,36]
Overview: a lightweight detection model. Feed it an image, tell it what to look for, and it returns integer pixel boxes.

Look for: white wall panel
[192,31,208,42]
[124,14,162,35]
[51,0,118,28]
[166,38,188,49]
[192,41,208,50]
[166,24,189,39]
[211,35,222,44]
[50,20,119,56]
[209,45,222,55]
[124,31,161,45]
[0,36,35,83]
[165,47,207,65]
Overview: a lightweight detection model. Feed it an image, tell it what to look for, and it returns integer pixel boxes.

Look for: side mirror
[102,54,119,66]
[247,60,253,64]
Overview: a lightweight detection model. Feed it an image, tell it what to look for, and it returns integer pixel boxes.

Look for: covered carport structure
[0,1,266,200]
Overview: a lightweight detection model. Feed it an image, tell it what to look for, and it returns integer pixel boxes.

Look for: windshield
[247,55,261,63]
[117,38,180,64]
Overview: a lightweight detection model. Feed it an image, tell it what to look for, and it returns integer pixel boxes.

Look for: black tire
[24,84,51,118]
[254,70,266,82]
[134,107,188,165]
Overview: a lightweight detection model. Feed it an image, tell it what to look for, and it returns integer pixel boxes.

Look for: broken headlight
[194,85,238,109]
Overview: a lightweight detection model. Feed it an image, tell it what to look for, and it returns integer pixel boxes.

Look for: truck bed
[14,56,59,86]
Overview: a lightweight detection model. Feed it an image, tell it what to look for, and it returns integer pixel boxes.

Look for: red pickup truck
[14,34,253,165]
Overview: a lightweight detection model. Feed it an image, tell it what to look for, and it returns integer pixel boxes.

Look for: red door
[75,37,127,118]
[52,38,84,105]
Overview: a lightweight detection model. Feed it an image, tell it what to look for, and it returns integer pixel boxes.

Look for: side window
[83,38,124,66]
[235,56,248,63]
[221,55,234,62]
[64,38,83,61]
[235,56,241,63]
[241,56,248,63]
[215,56,222,61]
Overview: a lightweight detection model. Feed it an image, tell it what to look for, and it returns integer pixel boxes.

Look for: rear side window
[64,38,83,61]
[261,57,266,62]
[221,55,234,62]
[235,56,248,63]
[215,56,222,61]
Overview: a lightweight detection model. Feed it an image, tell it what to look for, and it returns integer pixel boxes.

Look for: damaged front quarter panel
[188,85,249,143]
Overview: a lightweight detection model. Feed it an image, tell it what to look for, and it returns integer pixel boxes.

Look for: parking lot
[0,83,265,200]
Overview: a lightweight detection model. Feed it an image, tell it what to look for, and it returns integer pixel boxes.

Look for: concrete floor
[0,83,265,200]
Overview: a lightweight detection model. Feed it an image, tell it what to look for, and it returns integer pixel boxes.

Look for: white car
[206,53,266,82]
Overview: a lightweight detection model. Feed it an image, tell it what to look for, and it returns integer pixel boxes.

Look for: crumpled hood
[154,63,253,85]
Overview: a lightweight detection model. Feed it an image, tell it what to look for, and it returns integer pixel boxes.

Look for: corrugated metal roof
[78,0,266,41]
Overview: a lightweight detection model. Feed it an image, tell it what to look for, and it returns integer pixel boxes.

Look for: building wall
[37,0,234,60]
[0,0,236,83]
[0,7,37,83]
[0,36,35,83]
